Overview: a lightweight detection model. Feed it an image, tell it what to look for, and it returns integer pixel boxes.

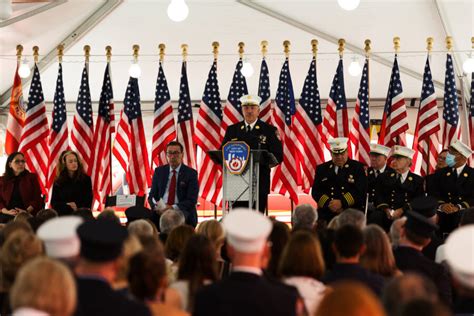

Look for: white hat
[223,209,272,253]
[450,139,473,159]
[445,225,474,289]
[328,137,349,154]
[392,145,415,160]
[239,94,262,107]
[370,143,391,157]
[37,216,83,259]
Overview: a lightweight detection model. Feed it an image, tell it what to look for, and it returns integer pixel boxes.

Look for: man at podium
[221,94,283,213]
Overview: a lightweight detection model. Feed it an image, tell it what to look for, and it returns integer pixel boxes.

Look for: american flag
[411,57,440,176]
[258,58,273,123]
[151,62,176,167]
[469,72,474,166]
[293,57,324,191]
[378,55,408,147]
[350,58,371,166]
[194,61,223,204]
[19,64,49,194]
[90,63,114,206]
[5,63,25,155]
[323,59,350,154]
[441,53,459,148]
[71,64,94,175]
[113,77,151,196]
[221,59,248,132]
[47,63,69,192]
[271,59,300,204]
[177,61,197,169]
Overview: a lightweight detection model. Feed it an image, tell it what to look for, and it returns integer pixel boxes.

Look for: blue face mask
[445,153,456,167]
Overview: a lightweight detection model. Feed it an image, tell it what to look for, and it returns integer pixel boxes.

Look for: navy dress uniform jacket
[375,170,424,211]
[311,159,368,222]
[148,164,199,227]
[367,166,394,204]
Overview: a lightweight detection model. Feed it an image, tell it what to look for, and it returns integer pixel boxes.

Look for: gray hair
[292,204,317,230]
[337,208,366,230]
[159,209,185,234]
[128,219,154,238]
[389,217,407,247]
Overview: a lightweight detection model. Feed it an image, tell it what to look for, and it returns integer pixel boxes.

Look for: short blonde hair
[196,220,225,248]
[115,234,143,282]
[10,257,76,316]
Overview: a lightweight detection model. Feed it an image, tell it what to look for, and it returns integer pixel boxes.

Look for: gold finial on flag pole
[182,44,188,61]
[238,42,245,59]
[283,40,290,58]
[84,45,90,63]
[106,46,112,63]
[57,44,64,63]
[261,40,268,58]
[338,39,345,57]
[212,41,219,60]
[158,43,165,62]
[311,39,318,58]
[393,37,400,54]
[16,45,23,63]
[471,37,474,50]
[427,37,434,54]
[33,46,39,63]
[364,39,371,58]
[132,44,140,62]
[446,36,453,51]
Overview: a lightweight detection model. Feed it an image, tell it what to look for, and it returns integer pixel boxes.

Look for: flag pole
[458,37,472,149]
[106,45,113,198]
[211,41,222,213]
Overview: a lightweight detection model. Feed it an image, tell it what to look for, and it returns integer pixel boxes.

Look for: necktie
[397,173,402,184]
[167,169,176,205]
[375,170,380,177]
[246,125,251,133]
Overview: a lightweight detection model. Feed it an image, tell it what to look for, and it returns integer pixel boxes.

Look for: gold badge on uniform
[369,170,373,175]
[447,172,451,176]
[464,173,468,177]
[345,164,349,168]
[240,125,245,130]
[408,176,413,181]
[391,173,395,177]
[348,178,355,183]
[255,125,260,130]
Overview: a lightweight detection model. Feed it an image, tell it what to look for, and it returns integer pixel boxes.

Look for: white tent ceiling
[0,0,473,109]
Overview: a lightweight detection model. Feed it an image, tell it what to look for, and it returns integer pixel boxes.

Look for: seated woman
[0,152,43,223]
[51,150,92,216]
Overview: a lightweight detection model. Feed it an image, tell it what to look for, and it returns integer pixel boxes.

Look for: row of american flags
[5,52,474,207]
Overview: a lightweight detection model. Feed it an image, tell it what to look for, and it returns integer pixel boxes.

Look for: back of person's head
[334,224,364,259]
[292,204,317,231]
[14,211,33,223]
[279,230,325,280]
[128,219,155,241]
[10,257,76,316]
[460,207,474,225]
[97,209,121,225]
[389,217,407,246]
[361,225,398,278]
[266,220,291,277]
[337,208,366,229]
[314,282,386,316]
[164,225,194,262]
[399,299,451,316]
[115,234,143,284]
[0,220,33,247]
[159,209,185,234]
[73,208,95,222]
[137,234,163,252]
[383,273,438,316]
[0,230,44,289]
[32,209,58,231]
[128,244,166,301]
[196,219,224,248]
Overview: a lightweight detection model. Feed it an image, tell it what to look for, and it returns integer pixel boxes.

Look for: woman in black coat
[51,150,92,216]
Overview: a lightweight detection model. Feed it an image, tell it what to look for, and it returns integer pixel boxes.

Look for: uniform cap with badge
[328,137,349,154]
[449,139,473,159]
[223,209,272,253]
[37,216,83,259]
[391,145,415,160]
[239,94,262,107]
[409,196,438,218]
[404,209,438,238]
[444,225,474,289]
[370,143,391,157]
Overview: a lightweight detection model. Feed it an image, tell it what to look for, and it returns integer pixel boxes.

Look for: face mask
[445,153,456,167]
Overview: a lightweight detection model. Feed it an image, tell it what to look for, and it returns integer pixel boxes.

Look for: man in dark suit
[194,209,301,316]
[311,137,367,224]
[221,95,283,213]
[393,197,452,305]
[148,141,199,227]
[427,140,474,235]
[371,145,424,231]
[74,219,151,316]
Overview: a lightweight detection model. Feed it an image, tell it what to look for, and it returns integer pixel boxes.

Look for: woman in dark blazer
[51,150,92,216]
[0,152,43,223]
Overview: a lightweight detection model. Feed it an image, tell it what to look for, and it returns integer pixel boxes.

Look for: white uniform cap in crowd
[392,145,415,160]
[444,225,474,290]
[450,139,473,159]
[370,143,391,157]
[328,137,349,154]
[239,94,262,107]
[12,307,49,316]
[37,216,83,259]
[223,209,272,253]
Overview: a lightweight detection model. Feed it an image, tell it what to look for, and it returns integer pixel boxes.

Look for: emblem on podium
[222,141,250,175]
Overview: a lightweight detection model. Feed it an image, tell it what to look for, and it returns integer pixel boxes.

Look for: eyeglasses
[13,160,26,164]
[166,151,182,156]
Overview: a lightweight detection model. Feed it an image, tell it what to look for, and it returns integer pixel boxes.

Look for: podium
[209,142,277,214]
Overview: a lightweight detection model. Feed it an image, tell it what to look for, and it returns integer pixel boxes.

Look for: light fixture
[241,59,254,78]
[18,59,31,78]
[348,57,362,77]
[337,0,360,11]
[462,54,474,74]
[129,61,141,78]
[167,0,189,22]
[0,0,12,20]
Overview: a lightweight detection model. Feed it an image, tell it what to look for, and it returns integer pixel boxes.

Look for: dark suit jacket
[393,246,452,305]
[194,271,298,316]
[51,175,93,216]
[148,164,199,227]
[375,170,424,211]
[428,165,474,209]
[74,277,150,316]
[0,171,43,214]
[367,166,394,203]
